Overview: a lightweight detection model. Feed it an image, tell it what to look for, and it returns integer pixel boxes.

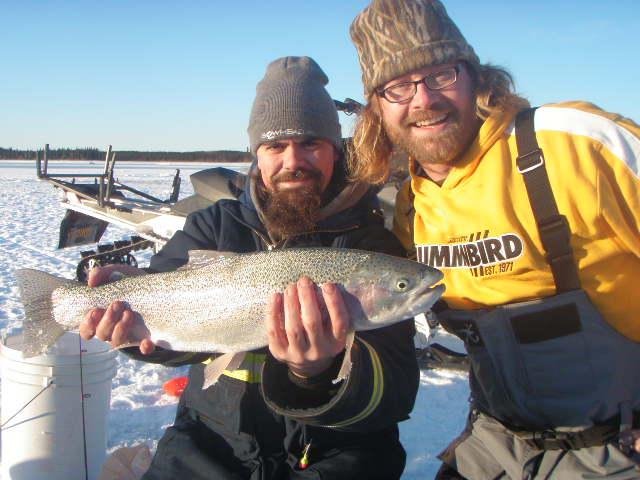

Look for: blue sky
[2,0,639,152]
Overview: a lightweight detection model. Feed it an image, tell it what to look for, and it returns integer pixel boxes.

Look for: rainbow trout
[16,248,444,385]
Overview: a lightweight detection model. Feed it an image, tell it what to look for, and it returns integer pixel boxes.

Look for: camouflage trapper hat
[350,0,479,96]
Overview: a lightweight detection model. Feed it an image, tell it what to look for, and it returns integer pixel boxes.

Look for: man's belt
[512,412,640,451]
[516,425,619,450]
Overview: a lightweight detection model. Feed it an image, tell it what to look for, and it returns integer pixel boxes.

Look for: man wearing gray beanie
[80,55,420,479]
[349,1,640,479]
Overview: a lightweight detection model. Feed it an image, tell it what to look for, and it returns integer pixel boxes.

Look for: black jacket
[136,162,420,480]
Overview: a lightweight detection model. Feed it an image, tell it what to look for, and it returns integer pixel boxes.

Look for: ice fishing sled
[36,145,251,281]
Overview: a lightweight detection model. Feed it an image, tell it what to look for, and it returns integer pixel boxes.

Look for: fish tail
[15,269,73,358]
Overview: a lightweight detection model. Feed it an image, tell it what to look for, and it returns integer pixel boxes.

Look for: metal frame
[36,144,181,208]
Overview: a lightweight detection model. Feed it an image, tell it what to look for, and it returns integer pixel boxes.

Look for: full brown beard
[255,169,324,239]
[383,104,466,167]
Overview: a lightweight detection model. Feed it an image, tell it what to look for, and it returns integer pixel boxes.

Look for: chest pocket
[441,290,640,430]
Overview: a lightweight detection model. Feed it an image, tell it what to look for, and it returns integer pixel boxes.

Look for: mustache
[272,168,322,184]
[405,104,455,126]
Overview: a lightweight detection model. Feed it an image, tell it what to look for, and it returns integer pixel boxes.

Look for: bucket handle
[1,378,54,429]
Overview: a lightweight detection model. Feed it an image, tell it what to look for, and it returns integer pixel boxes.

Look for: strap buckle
[531,430,592,450]
[517,148,545,173]
[524,424,620,451]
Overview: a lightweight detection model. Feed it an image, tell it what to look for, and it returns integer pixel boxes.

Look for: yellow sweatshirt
[394,102,640,340]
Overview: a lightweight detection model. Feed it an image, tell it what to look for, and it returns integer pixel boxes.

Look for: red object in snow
[163,376,189,397]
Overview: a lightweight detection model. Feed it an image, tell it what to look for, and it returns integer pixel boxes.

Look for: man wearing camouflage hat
[350,0,640,478]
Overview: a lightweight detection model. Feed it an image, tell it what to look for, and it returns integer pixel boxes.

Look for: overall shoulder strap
[515,107,581,293]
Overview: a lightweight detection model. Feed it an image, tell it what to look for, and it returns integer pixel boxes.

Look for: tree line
[0,147,253,163]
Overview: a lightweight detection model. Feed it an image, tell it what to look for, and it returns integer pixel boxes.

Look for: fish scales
[67,249,377,352]
[16,247,445,357]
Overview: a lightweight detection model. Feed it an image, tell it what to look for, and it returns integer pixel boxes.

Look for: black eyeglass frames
[377,65,460,103]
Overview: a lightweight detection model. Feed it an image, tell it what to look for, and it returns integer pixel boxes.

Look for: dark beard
[255,170,323,239]
[384,106,465,167]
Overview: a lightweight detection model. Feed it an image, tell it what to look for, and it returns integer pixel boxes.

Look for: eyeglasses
[377,65,460,103]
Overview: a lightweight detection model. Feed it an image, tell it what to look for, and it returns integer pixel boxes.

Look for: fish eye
[395,278,410,291]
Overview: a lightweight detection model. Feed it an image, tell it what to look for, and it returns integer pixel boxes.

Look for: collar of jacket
[409,106,519,192]
[236,158,381,241]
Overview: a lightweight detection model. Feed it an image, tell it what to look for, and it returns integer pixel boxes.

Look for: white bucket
[1,332,118,480]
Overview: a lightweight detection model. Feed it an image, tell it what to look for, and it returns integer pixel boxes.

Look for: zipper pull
[299,441,312,470]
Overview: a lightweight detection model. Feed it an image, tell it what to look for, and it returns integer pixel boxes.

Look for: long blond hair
[348,62,530,185]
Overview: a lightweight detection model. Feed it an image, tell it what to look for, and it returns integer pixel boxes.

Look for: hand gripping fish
[15,247,444,388]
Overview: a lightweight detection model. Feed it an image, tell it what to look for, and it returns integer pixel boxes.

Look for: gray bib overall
[434,109,640,479]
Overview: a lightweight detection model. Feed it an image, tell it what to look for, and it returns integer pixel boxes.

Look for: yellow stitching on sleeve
[328,338,383,428]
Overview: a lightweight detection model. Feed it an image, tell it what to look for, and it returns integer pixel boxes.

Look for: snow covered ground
[0,160,470,479]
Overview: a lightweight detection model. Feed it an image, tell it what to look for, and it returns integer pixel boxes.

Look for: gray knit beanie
[247,56,342,153]
[350,0,479,97]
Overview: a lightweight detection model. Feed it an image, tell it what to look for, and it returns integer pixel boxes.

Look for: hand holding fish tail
[79,265,155,355]
[267,276,349,378]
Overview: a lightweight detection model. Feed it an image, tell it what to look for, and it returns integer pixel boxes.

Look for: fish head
[340,253,445,330]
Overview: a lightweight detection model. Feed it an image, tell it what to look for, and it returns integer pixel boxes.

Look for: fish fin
[202,352,246,389]
[179,250,238,271]
[334,330,356,383]
[14,269,74,358]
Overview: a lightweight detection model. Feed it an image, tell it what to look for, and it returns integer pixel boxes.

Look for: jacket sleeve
[551,102,640,259]
[149,205,221,273]
[120,346,212,366]
[261,225,420,432]
[596,112,640,258]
